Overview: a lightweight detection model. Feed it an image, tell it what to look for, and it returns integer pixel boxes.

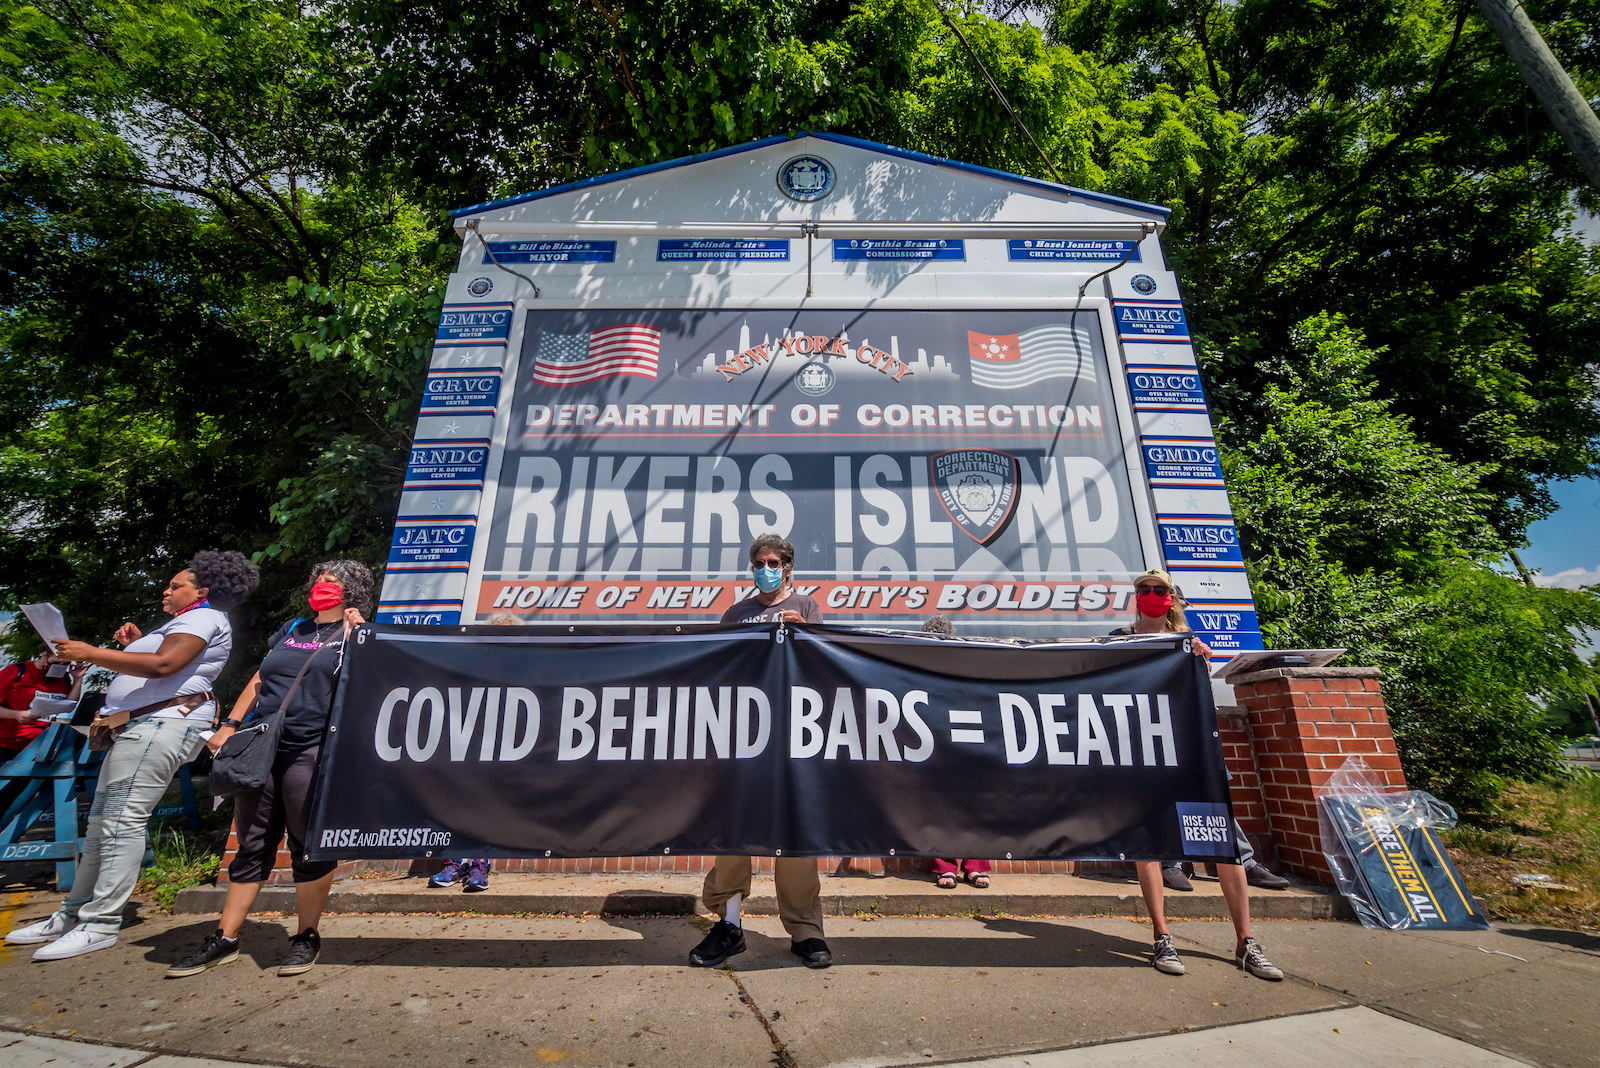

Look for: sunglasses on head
[1136,584,1170,596]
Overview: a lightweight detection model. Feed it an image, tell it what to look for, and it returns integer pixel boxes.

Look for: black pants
[228,744,337,883]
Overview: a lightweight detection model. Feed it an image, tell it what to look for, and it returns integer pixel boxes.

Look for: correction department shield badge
[931,449,1019,545]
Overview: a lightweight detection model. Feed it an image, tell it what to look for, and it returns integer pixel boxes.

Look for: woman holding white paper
[5,550,258,961]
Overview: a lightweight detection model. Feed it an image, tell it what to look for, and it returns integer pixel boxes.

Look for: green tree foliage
[337,0,925,205]
[1226,316,1600,812]
[1542,688,1600,741]
[1050,0,1600,534]
[0,0,447,667]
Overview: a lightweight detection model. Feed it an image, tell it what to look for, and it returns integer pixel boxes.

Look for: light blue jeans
[58,717,206,934]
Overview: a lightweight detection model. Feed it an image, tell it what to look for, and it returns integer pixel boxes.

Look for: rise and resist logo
[319,826,453,850]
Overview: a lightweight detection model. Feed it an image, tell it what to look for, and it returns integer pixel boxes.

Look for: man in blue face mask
[690,533,829,970]
[717,532,823,626]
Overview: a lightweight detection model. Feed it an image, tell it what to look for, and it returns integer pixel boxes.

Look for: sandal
[936,872,958,889]
[966,871,991,889]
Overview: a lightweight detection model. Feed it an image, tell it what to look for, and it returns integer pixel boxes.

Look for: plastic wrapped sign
[1317,757,1488,931]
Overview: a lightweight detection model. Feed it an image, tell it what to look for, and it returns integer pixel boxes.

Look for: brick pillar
[1230,667,1407,884]
[1217,707,1274,868]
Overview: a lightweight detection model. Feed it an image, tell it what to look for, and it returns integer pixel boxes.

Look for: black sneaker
[688,920,745,967]
[1161,865,1194,892]
[278,928,321,976]
[790,938,833,969]
[165,930,240,978]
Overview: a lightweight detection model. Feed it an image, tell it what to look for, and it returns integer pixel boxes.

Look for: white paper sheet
[19,602,69,651]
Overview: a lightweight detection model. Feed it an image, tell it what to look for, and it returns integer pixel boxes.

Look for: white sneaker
[5,913,69,945]
[31,927,117,961]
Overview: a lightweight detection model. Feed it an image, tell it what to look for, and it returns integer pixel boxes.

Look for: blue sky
[1522,208,1600,661]
[1524,476,1600,589]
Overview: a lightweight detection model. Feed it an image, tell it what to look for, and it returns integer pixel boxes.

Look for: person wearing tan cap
[1113,567,1284,981]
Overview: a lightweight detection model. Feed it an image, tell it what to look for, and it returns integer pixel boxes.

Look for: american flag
[532,324,662,387]
[967,325,1097,390]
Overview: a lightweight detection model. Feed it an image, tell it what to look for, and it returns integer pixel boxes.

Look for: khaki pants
[701,856,824,942]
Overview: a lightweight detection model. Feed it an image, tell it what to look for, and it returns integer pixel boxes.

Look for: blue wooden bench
[0,716,201,891]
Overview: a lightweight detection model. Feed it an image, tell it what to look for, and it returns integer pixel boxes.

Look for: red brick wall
[1218,706,1274,868]
[475,857,1078,875]
[1230,667,1406,883]
[214,845,1084,882]
[217,848,1075,883]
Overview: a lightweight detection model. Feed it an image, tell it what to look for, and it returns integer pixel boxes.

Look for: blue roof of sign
[451,131,1171,219]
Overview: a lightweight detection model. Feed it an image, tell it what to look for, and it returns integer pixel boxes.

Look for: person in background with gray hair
[166,559,369,979]
[690,533,830,970]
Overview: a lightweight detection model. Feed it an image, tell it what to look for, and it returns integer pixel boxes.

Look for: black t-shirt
[721,591,823,624]
[255,617,347,751]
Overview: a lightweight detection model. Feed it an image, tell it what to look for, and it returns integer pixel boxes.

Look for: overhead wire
[936,1,1068,188]
[464,218,542,298]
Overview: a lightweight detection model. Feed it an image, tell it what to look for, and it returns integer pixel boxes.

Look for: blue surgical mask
[753,565,784,593]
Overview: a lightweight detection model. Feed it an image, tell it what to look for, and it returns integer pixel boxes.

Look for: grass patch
[135,792,232,912]
[138,825,224,910]
[1442,774,1600,930]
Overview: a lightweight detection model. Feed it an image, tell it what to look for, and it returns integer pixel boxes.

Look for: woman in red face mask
[1118,568,1210,654]
[167,560,371,980]
[1114,568,1284,982]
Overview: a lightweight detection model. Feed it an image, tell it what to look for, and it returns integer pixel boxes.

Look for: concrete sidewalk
[0,881,1593,1067]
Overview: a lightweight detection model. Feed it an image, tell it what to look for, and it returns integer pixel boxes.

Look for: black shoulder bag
[210,626,332,800]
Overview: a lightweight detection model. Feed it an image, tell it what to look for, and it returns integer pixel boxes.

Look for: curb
[172,884,1353,921]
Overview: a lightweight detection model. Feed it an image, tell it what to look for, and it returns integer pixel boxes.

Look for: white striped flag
[532,324,662,387]
[967,324,1097,389]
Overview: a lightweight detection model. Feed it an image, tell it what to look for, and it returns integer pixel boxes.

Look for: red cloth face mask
[1136,591,1174,619]
[307,581,345,612]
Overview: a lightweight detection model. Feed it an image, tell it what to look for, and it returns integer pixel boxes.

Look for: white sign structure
[377,133,1264,659]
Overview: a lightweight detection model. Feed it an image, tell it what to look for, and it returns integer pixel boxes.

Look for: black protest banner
[305,624,1236,863]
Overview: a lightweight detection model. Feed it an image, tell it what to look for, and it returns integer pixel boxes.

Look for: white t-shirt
[101,607,232,723]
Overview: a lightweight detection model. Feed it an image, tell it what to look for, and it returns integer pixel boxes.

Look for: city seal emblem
[931,448,1020,545]
[777,155,836,202]
[794,361,835,397]
[466,276,494,297]
[1130,273,1158,295]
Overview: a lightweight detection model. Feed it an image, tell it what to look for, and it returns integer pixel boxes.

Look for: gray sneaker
[1236,937,1283,980]
[1152,933,1185,975]
[1245,865,1291,890]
